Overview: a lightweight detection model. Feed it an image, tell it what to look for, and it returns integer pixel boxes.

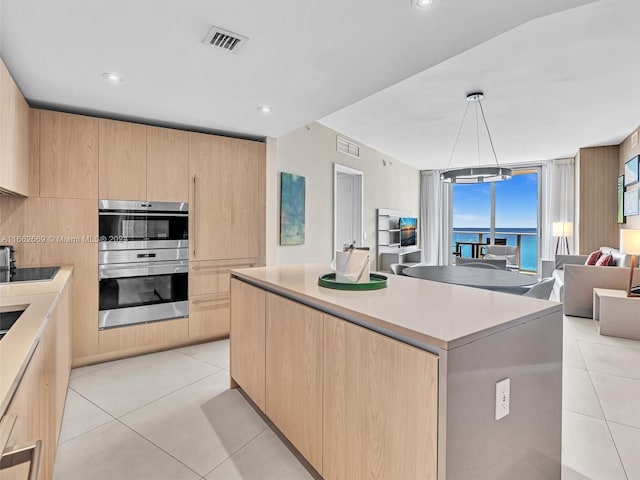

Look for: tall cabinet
[188,133,265,341]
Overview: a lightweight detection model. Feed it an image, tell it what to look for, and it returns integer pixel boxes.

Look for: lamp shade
[553,222,573,237]
[620,229,640,255]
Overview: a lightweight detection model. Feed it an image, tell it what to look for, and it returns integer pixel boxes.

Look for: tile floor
[53,317,640,480]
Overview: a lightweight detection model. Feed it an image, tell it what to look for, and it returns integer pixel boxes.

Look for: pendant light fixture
[440,91,512,184]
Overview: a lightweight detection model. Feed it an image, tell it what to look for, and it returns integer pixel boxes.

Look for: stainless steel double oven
[98,200,189,329]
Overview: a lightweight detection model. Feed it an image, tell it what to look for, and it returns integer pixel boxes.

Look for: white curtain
[420,170,451,265]
[542,158,575,260]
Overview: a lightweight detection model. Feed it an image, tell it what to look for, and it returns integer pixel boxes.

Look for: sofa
[542,247,640,318]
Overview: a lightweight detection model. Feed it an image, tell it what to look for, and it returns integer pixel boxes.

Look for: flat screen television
[399,217,417,247]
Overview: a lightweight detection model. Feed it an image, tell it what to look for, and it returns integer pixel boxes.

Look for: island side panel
[323,314,438,480]
[230,278,266,412]
[440,310,563,480]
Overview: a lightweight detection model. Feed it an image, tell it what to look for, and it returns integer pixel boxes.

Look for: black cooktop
[0,266,60,283]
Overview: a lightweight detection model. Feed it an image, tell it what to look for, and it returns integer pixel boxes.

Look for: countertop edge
[231,270,562,353]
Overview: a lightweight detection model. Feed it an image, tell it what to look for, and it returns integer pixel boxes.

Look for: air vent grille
[337,136,360,158]
[203,26,249,53]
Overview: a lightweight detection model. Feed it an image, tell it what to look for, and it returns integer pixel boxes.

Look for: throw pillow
[595,253,613,266]
[585,250,602,265]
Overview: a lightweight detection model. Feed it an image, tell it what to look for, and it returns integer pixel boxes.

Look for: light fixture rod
[477,99,500,167]
[445,100,471,170]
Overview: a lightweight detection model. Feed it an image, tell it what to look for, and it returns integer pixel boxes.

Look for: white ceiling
[321,0,640,169]
[1,0,635,169]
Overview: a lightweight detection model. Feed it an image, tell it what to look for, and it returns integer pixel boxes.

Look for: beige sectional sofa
[542,247,640,318]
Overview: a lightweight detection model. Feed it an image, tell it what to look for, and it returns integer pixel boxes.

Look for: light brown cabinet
[265,293,323,474]
[0,58,30,196]
[189,258,257,339]
[230,280,439,480]
[39,110,98,199]
[98,122,189,203]
[98,119,147,200]
[146,126,189,202]
[323,314,438,480]
[189,133,264,262]
[230,278,266,411]
[4,281,72,480]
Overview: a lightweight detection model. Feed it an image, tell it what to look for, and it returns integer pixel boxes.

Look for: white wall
[266,122,420,268]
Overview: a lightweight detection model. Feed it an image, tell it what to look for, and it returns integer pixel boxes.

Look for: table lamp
[619,228,640,297]
[553,222,573,254]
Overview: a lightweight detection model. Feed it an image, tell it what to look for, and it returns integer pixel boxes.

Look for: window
[452,169,539,272]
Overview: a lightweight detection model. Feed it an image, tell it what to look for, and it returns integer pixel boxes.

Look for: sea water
[452,228,538,271]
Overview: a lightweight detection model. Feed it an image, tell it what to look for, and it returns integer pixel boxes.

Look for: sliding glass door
[452,168,540,272]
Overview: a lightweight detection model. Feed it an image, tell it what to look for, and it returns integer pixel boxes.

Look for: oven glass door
[98,265,188,329]
[99,213,188,242]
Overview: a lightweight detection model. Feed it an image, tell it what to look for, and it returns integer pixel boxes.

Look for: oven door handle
[99,262,189,279]
[99,212,187,217]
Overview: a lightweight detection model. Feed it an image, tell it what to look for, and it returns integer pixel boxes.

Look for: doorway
[333,164,363,252]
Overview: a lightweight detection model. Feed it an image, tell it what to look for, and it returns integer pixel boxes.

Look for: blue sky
[452,173,538,228]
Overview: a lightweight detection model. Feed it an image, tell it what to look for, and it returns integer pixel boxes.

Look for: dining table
[404,265,537,294]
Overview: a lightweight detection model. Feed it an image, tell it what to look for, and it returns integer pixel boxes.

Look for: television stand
[379,249,422,272]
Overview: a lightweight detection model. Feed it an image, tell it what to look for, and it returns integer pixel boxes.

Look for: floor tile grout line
[115,417,205,479]
[607,419,640,431]
[57,418,117,447]
[574,337,640,352]
[172,348,230,371]
[201,426,271,478]
[562,408,605,422]
[114,369,227,420]
[584,356,630,480]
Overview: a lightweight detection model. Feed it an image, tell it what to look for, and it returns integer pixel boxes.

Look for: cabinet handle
[192,297,228,305]
[0,439,42,480]
[192,175,197,259]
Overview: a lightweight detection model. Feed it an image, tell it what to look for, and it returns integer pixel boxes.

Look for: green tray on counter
[318,273,388,290]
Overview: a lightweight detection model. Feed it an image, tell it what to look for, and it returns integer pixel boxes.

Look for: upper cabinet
[0,58,30,195]
[147,126,189,202]
[189,133,265,261]
[97,122,188,202]
[40,110,99,199]
[98,119,147,200]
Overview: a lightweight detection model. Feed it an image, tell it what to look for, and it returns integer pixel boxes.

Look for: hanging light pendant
[440,91,512,184]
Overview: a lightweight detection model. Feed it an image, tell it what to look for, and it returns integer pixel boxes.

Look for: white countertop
[231,263,561,351]
[0,266,72,416]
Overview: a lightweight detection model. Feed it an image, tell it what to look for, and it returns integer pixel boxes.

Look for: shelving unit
[377,208,421,271]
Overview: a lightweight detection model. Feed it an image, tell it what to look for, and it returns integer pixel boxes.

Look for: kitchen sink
[0,266,60,283]
[0,308,26,340]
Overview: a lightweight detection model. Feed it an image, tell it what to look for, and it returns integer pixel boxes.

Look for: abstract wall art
[280,172,306,245]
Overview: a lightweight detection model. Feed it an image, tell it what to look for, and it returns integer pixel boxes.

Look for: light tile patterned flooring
[54,317,640,480]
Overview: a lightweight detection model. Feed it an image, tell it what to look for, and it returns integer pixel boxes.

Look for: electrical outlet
[495,378,510,420]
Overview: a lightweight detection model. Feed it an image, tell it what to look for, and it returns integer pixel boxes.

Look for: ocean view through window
[452,170,539,272]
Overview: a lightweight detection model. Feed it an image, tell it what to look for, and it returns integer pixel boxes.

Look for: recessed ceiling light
[257,105,272,113]
[102,72,124,83]
[412,0,435,9]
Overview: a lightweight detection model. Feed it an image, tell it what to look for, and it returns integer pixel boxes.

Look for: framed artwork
[624,155,639,186]
[618,175,626,224]
[280,172,306,245]
[623,188,639,217]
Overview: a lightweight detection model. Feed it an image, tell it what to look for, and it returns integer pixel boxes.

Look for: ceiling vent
[337,136,360,159]
[203,26,249,53]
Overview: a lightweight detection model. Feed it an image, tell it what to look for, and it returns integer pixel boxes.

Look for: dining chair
[456,257,507,270]
[390,263,411,276]
[522,277,556,299]
[483,245,520,271]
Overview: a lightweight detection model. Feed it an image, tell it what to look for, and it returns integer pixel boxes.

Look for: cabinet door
[189,133,264,261]
[265,293,323,474]
[146,126,189,202]
[189,293,230,339]
[98,118,146,200]
[230,278,266,411]
[0,58,30,195]
[323,314,438,480]
[40,111,98,199]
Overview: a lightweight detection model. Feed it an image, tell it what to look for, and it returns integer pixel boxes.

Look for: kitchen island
[230,263,563,480]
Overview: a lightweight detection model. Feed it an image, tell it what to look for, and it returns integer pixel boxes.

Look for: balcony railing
[452,229,538,273]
